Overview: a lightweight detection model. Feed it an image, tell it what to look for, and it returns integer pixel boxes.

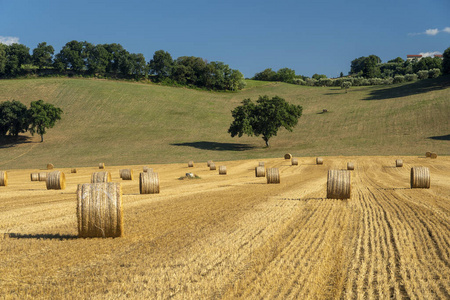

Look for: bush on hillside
[428,68,440,78]
[417,70,429,80]
[405,74,418,81]
[393,75,405,84]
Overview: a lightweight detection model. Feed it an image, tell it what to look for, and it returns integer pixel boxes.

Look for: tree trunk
[263,137,270,147]
[40,134,44,142]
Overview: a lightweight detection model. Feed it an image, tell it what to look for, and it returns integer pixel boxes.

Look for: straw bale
[266,168,280,184]
[258,162,265,167]
[430,153,437,159]
[120,169,133,180]
[139,172,160,194]
[284,153,292,159]
[46,171,66,190]
[91,172,112,183]
[327,170,351,199]
[410,167,430,188]
[210,163,216,170]
[255,166,265,177]
[426,151,431,157]
[143,166,153,173]
[47,163,54,170]
[71,168,77,173]
[188,161,194,167]
[207,160,213,167]
[0,171,7,186]
[291,158,298,165]
[30,173,39,181]
[347,162,354,170]
[219,166,227,175]
[99,163,105,169]
[77,182,123,238]
[38,172,47,181]
[396,159,403,167]
[316,157,323,165]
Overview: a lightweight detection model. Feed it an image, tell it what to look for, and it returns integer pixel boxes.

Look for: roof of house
[407,55,423,57]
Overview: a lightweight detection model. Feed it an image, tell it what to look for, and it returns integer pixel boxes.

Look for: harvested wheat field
[0,156,449,299]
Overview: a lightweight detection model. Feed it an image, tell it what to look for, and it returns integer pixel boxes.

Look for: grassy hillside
[0,77,448,169]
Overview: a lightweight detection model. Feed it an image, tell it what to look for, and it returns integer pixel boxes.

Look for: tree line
[0,41,245,91]
[0,100,63,142]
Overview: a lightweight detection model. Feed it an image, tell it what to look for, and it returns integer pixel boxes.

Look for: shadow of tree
[428,134,450,141]
[0,135,35,149]
[363,76,450,101]
[7,233,78,240]
[171,141,256,151]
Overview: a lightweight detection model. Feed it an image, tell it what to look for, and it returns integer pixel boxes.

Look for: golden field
[1,156,449,299]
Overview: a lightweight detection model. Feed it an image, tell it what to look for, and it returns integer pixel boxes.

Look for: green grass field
[0,76,448,169]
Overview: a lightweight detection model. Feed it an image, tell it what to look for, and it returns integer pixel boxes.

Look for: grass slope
[0,77,448,169]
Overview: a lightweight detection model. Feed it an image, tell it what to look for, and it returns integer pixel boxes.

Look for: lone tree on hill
[228,95,303,147]
[27,100,63,142]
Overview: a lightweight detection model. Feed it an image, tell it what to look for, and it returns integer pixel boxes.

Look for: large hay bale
[327,170,351,199]
[77,182,123,238]
[30,173,39,181]
[71,168,77,173]
[0,171,7,186]
[425,151,431,157]
[266,168,280,184]
[255,166,265,177]
[91,171,112,183]
[347,162,354,170]
[143,166,153,173]
[219,166,227,175]
[430,153,437,159]
[188,161,194,167]
[291,158,298,165]
[396,159,403,167]
[38,172,47,181]
[47,163,54,170]
[410,167,430,189]
[139,172,160,194]
[207,160,213,167]
[258,162,265,167]
[119,169,133,180]
[99,163,105,169]
[284,153,292,159]
[316,157,323,165]
[46,171,66,190]
[210,163,216,170]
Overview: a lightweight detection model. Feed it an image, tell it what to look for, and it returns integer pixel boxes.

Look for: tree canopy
[228,95,303,147]
[27,100,63,142]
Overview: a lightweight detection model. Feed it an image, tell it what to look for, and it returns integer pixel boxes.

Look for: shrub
[341,81,352,91]
[369,78,384,85]
[305,78,317,86]
[417,70,429,80]
[393,75,405,84]
[383,77,394,85]
[319,78,332,86]
[405,74,418,81]
[428,68,440,78]
[292,78,305,85]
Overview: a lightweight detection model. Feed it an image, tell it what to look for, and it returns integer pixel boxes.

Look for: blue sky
[1,0,449,78]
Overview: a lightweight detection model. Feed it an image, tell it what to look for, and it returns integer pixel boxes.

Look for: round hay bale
[291,158,298,165]
[425,151,431,157]
[210,163,216,170]
[207,160,213,167]
[258,162,265,167]
[77,182,123,238]
[255,166,265,177]
[323,109,328,113]
[99,163,105,169]
[266,168,280,184]
[316,157,323,165]
[327,170,351,199]
[188,161,194,167]
[284,153,292,159]
[30,173,39,181]
[347,162,354,170]
[91,171,111,183]
[0,171,8,186]
[219,166,227,175]
[38,172,47,182]
[139,172,160,194]
[396,159,403,167]
[410,167,430,189]
[430,153,437,159]
[47,163,54,170]
[120,169,133,180]
[143,166,153,173]
[46,171,66,190]
[71,168,77,173]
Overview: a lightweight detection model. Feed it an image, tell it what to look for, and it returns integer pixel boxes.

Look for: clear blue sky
[1,0,449,78]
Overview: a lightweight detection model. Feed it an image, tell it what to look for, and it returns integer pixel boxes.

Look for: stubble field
[1,155,449,299]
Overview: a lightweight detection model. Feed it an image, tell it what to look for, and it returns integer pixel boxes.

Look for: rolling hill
[0,76,448,169]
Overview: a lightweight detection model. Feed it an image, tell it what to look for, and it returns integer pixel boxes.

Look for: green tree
[27,100,63,142]
[413,56,442,73]
[0,100,29,136]
[0,43,7,76]
[148,50,174,80]
[443,47,450,74]
[253,68,277,81]
[86,44,110,75]
[276,68,296,83]
[5,43,31,76]
[312,73,327,80]
[32,42,54,70]
[228,95,303,147]
[54,40,90,73]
